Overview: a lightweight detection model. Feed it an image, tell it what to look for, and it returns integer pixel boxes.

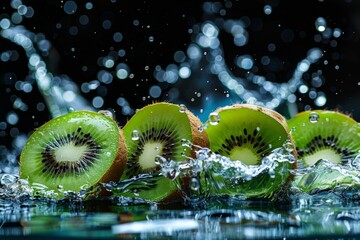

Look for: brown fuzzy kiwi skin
[163,108,210,203]
[186,108,210,157]
[95,127,128,197]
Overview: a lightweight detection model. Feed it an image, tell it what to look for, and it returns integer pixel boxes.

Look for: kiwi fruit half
[20,110,127,198]
[120,102,209,202]
[288,110,360,167]
[204,104,296,199]
[288,110,360,194]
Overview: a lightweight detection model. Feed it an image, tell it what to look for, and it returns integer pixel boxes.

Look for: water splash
[0,174,32,206]
[95,139,296,205]
[291,157,360,197]
[1,25,94,118]
[1,1,334,124]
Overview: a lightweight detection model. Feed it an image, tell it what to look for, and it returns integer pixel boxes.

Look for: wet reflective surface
[2,194,360,239]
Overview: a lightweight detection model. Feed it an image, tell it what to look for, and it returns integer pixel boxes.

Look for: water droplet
[284,140,294,153]
[179,104,187,113]
[98,109,114,119]
[309,112,319,123]
[289,127,296,134]
[131,130,140,140]
[209,112,220,125]
[190,178,200,191]
[68,107,75,112]
[197,126,204,132]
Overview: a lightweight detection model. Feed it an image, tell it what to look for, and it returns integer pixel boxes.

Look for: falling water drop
[309,112,319,123]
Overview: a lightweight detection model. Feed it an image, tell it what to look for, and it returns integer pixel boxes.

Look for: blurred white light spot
[63,90,76,102]
[7,112,19,125]
[149,85,162,98]
[92,96,104,108]
[64,1,77,15]
[179,66,191,78]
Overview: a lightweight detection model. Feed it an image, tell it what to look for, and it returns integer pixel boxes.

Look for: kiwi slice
[204,104,296,199]
[288,110,360,167]
[120,102,209,202]
[20,110,127,198]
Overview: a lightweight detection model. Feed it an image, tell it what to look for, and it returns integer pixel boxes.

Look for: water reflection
[2,196,360,239]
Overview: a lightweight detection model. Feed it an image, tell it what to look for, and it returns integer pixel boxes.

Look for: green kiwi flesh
[121,102,208,202]
[20,110,127,198]
[288,110,360,167]
[205,104,295,199]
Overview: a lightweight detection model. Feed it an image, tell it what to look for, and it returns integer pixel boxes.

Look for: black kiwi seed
[125,127,177,177]
[216,127,268,157]
[41,127,102,176]
[296,134,356,164]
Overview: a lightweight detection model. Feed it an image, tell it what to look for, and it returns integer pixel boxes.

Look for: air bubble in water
[209,112,220,125]
[131,130,140,140]
[309,112,319,123]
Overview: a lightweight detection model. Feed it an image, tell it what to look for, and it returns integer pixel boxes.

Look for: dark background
[1,0,360,151]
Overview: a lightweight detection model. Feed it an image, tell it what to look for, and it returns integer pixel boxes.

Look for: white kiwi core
[303,148,342,166]
[55,143,87,162]
[229,146,259,165]
[139,141,164,170]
